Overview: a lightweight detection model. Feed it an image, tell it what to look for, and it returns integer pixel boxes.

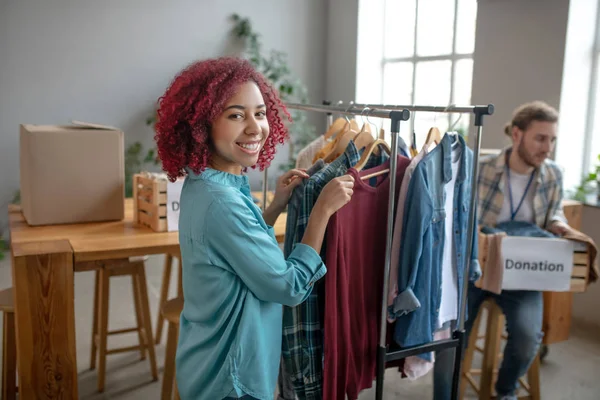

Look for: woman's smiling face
[208,81,270,174]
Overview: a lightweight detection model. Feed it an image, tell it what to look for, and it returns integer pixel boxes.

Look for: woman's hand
[314,174,355,217]
[270,168,310,211]
[301,174,355,253]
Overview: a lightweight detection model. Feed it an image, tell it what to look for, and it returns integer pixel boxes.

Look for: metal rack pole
[285,102,410,120]
[330,101,490,115]
[450,107,491,400]
[375,109,411,400]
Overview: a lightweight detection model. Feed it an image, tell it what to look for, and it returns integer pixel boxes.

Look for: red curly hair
[154,57,291,181]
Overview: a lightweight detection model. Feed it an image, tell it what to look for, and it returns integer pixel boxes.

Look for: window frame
[582,2,600,179]
[380,0,476,133]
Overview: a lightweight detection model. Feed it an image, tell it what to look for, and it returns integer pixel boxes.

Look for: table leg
[11,240,78,399]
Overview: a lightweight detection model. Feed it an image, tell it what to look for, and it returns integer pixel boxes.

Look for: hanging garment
[402,326,451,380]
[397,135,411,159]
[388,144,431,321]
[282,141,389,400]
[322,156,411,400]
[296,136,329,170]
[279,159,326,400]
[393,134,481,361]
[283,159,327,257]
[394,138,461,380]
[282,141,361,400]
[438,141,462,328]
[477,147,567,229]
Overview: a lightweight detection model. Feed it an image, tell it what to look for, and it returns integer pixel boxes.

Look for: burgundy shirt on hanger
[323,155,411,400]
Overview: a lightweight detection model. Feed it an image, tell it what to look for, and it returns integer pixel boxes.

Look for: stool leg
[97,268,110,392]
[132,272,147,360]
[90,270,100,370]
[460,307,483,399]
[161,320,179,400]
[2,311,17,400]
[135,263,159,381]
[527,353,541,400]
[155,254,173,345]
[174,374,181,400]
[480,304,503,400]
[177,257,183,299]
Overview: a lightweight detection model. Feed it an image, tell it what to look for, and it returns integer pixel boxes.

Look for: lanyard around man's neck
[505,165,535,221]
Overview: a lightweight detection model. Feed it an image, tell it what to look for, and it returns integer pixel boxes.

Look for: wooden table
[8,197,287,399]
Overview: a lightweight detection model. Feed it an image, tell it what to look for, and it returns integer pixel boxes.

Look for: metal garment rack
[272,100,494,400]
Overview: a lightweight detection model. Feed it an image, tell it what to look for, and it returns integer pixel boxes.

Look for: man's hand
[548,220,571,236]
[270,168,310,211]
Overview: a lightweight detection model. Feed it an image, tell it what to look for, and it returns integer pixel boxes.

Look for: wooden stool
[89,258,158,392]
[1,288,17,400]
[155,253,183,344]
[460,299,541,400]
[161,297,183,400]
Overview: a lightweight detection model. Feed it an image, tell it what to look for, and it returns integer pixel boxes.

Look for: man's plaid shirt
[477,147,566,228]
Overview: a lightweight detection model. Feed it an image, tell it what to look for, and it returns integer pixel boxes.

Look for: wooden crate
[477,232,591,293]
[570,244,590,292]
[132,173,168,232]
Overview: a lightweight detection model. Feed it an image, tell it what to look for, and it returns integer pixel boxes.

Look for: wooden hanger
[424,127,443,149]
[323,124,358,162]
[354,139,392,175]
[353,122,375,152]
[313,120,350,163]
[323,117,347,140]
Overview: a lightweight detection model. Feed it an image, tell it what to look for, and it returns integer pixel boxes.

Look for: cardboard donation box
[19,121,124,226]
[478,232,592,293]
[133,173,183,232]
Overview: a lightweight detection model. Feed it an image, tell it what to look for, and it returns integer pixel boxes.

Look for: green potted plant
[571,153,600,202]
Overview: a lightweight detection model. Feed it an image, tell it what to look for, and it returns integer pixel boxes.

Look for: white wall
[326,0,360,103]
[470,0,570,151]
[0,0,328,232]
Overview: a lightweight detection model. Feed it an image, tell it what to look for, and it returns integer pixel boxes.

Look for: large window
[357,0,478,145]
[584,8,600,183]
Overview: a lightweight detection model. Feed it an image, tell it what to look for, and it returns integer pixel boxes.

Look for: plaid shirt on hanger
[477,146,566,228]
[281,141,389,400]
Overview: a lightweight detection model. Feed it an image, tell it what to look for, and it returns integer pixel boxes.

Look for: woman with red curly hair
[155,57,353,400]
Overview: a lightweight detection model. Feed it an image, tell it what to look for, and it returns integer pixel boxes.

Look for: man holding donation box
[435,101,570,400]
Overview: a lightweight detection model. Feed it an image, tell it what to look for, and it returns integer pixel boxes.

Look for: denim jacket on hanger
[393,133,481,360]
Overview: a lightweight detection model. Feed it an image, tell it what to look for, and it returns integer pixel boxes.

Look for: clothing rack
[269,100,493,400]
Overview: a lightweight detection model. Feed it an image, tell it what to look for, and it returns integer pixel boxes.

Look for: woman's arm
[263,201,285,227]
[205,176,353,306]
[207,198,326,307]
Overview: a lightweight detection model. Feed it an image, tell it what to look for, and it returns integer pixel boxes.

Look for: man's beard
[517,142,542,168]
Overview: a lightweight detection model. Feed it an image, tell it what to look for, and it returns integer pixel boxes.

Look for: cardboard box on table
[19,121,124,226]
